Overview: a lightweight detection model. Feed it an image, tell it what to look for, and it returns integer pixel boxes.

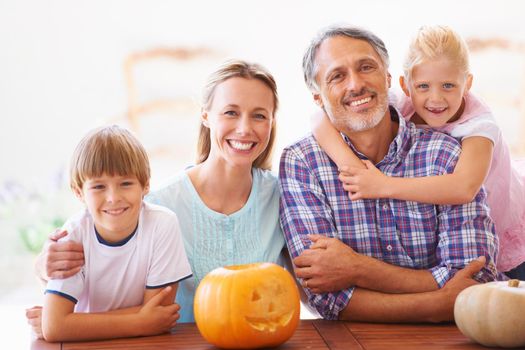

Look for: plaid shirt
[279,108,498,320]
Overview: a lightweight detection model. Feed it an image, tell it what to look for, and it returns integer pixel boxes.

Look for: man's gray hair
[303,25,390,92]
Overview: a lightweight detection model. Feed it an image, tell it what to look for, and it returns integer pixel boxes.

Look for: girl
[312,25,525,279]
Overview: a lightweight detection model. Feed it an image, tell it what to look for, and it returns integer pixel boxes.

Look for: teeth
[229,140,254,150]
[426,107,446,113]
[104,208,127,215]
[350,97,372,107]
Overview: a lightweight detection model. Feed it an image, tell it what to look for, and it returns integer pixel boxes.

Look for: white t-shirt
[46,202,192,312]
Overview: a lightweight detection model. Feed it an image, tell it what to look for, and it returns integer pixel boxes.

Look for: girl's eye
[443,83,455,89]
[416,83,429,89]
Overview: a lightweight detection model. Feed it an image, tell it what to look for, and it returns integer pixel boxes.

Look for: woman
[28,60,286,329]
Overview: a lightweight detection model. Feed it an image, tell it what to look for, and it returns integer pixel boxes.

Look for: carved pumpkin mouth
[245,311,295,332]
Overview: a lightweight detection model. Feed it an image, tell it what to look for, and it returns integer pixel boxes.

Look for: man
[279,25,498,322]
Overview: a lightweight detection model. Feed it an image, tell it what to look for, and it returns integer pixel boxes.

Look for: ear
[73,187,85,203]
[464,74,473,95]
[142,182,150,197]
[313,93,324,109]
[387,72,392,88]
[399,76,410,97]
[201,110,210,128]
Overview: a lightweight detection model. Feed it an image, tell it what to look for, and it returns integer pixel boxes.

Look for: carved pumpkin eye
[194,262,300,349]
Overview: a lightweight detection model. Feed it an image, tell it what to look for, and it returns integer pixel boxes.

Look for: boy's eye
[122,181,134,186]
[91,184,105,190]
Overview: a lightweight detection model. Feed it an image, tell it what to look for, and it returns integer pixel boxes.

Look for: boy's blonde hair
[403,25,470,80]
[197,59,278,170]
[70,125,150,192]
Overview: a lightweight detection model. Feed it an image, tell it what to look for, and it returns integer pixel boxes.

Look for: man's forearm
[338,287,449,323]
[355,255,438,293]
[34,252,48,284]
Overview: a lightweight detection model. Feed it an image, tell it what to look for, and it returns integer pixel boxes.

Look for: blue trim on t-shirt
[45,290,78,304]
[94,223,138,246]
[145,274,193,289]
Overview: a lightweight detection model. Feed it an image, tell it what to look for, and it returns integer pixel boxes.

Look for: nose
[429,88,444,103]
[346,73,365,95]
[236,114,252,135]
[106,186,122,203]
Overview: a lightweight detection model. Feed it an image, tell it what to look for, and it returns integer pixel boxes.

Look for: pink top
[398,92,525,271]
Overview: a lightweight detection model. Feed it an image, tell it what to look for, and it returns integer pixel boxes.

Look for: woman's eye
[224,110,237,116]
[254,113,267,120]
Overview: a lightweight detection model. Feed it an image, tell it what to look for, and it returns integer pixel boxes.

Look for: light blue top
[146,167,285,322]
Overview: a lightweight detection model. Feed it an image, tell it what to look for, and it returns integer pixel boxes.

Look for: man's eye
[361,64,374,72]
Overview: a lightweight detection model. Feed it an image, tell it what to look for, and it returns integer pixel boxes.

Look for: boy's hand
[26,306,43,339]
[138,286,180,335]
[44,229,85,279]
[339,160,388,200]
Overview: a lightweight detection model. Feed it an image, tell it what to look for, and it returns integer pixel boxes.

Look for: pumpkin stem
[508,279,520,287]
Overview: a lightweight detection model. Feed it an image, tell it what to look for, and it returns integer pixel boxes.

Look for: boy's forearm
[43,312,143,342]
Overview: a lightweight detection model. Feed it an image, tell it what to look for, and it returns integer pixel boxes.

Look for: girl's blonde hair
[70,125,150,192]
[197,59,279,170]
[403,25,470,80]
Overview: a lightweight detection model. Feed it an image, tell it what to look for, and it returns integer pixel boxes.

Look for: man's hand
[431,256,485,322]
[137,286,180,336]
[293,234,364,293]
[26,306,43,339]
[40,229,84,280]
[339,160,389,200]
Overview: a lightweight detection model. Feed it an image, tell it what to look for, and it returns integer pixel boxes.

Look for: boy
[41,125,191,342]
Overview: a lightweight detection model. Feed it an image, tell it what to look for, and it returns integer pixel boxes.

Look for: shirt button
[386,244,393,251]
[382,204,389,210]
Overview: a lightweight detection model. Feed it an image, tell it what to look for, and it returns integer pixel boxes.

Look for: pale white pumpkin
[454,279,525,348]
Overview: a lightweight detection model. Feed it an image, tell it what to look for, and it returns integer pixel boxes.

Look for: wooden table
[30,320,516,350]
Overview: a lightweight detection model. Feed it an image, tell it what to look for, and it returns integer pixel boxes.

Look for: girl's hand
[339,160,388,200]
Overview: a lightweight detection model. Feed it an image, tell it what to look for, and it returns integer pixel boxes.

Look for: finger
[147,286,172,306]
[349,192,363,201]
[48,266,82,280]
[310,239,328,249]
[49,229,68,242]
[460,256,486,277]
[293,266,312,279]
[306,234,325,242]
[362,160,374,169]
[48,241,84,254]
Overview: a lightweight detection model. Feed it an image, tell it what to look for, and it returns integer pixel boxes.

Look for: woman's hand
[339,160,389,200]
[38,229,85,281]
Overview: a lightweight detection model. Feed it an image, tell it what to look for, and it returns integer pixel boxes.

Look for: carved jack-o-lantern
[194,262,300,349]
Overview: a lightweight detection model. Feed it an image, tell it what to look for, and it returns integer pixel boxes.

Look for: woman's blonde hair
[403,25,470,80]
[69,125,150,192]
[196,60,279,170]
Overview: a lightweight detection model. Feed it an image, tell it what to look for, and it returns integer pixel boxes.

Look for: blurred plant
[0,169,80,254]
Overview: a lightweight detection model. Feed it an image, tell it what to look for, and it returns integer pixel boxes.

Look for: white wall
[1,0,524,189]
